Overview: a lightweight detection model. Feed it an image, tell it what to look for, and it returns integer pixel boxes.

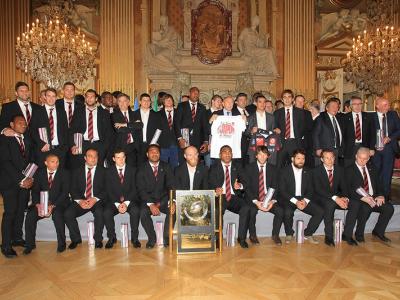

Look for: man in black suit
[343,96,375,167]
[103,149,141,249]
[209,95,241,119]
[69,89,112,168]
[0,81,41,135]
[174,146,208,190]
[0,115,34,258]
[111,93,141,168]
[132,93,161,165]
[208,145,251,248]
[313,98,345,165]
[245,92,263,116]
[55,82,84,129]
[137,144,175,248]
[294,95,314,168]
[158,94,179,169]
[347,147,394,244]
[312,149,357,246]
[242,146,284,245]
[278,149,323,244]
[274,89,306,168]
[23,154,70,254]
[371,96,400,198]
[64,148,105,249]
[30,88,69,168]
[174,87,209,155]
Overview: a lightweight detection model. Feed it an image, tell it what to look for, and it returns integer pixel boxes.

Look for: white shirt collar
[45,104,55,111]
[257,161,266,169]
[149,161,159,168]
[47,168,57,176]
[116,164,126,172]
[17,99,30,106]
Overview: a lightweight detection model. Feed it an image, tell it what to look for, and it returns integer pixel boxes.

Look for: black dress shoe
[272,235,282,245]
[146,241,155,249]
[342,235,358,246]
[372,231,391,243]
[105,238,117,249]
[324,237,335,247]
[1,247,17,258]
[237,239,249,248]
[68,241,81,250]
[57,244,66,253]
[131,240,141,248]
[249,236,260,244]
[23,247,33,255]
[95,241,103,249]
[12,239,26,247]
[355,236,365,243]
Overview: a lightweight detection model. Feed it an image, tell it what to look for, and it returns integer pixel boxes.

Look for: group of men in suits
[0,81,398,258]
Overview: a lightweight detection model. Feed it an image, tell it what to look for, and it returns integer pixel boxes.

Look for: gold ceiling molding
[328,0,363,9]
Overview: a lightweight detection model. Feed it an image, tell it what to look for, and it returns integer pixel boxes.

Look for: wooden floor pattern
[1,232,400,300]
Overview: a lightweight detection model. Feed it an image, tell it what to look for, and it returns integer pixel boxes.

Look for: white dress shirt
[256,111,267,130]
[114,164,130,208]
[187,163,196,191]
[140,109,150,142]
[355,162,374,195]
[45,104,59,146]
[352,112,363,142]
[290,164,310,204]
[323,165,338,202]
[84,107,100,142]
[75,165,99,203]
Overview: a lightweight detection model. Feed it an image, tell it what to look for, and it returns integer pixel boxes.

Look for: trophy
[150,129,162,145]
[155,221,164,246]
[73,133,83,154]
[120,223,129,248]
[375,129,384,151]
[296,220,304,244]
[356,187,370,197]
[262,188,276,208]
[22,163,38,178]
[87,221,95,246]
[226,223,236,247]
[333,219,343,244]
[38,127,49,144]
[181,128,190,147]
[39,191,49,216]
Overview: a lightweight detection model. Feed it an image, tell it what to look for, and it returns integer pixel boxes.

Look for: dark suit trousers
[249,202,283,236]
[355,201,394,238]
[319,198,359,239]
[283,201,324,236]
[217,195,250,241]
[103,203,140,241]
[277,139,298,168]
[140,201,175,244]
[372,147,395,197]
[25,205,67,247]
[64,201,104,243]
[1,188,29,248]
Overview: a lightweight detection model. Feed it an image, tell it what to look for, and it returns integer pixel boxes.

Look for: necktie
[48,172,54,189]
[17,136,25,157]
[118,168,124,184]
[153,165,158,180]
[328,169,333,188]
[225,165,231,202]
[259,165,265,202]
[191,103,196,123]
[167,110,173,129]
[285,109,290,139]
[355,113,361,141]
[25,104,31,125]
[68,102,73,127]
[85,167,93,199]
[332,116,340,147]
[49,108,54,142]
[382,114,388,137]
[124,112,133,144]
[362,166,369,194]
[88,109,94,141]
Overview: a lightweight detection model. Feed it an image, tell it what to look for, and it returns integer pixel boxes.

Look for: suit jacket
[0,134,33,190]
[131,109,160,145]
[208,160,243,196]
[70,165,106,203]
[31,168,70,208]
[372,110,400,153]
[274,106,306,141]
[136,161,175,206]
[345,163,383,201]
[312,164,347,202]
[343,111,375,158]
[174,163,209,190]
[245,103,257,116]
[245,111,275,136]
[174,101,208,148]
[0,100,42,132]
[157,108,178,148]
[111,109,140,151]
[312,111,345,154]
[278,165,313,206]
[106,165,138,206]
[55,98,84,128]
[242,162,278,202]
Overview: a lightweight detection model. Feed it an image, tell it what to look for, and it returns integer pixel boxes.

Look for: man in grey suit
[245,95,280,162]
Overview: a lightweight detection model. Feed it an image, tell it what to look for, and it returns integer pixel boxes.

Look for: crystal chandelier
[15,3,97,90]
[343,0,400,94]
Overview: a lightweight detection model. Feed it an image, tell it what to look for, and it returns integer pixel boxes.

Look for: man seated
[279,149,324,244]
[24,154,70,254]
[242,146,284,245]
[137,144,175,248]
[208,145,250,248]
[346,147,394,245]
[103,149,141,249]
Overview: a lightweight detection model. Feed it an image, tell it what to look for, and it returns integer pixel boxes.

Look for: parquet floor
[1,232,400,300]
